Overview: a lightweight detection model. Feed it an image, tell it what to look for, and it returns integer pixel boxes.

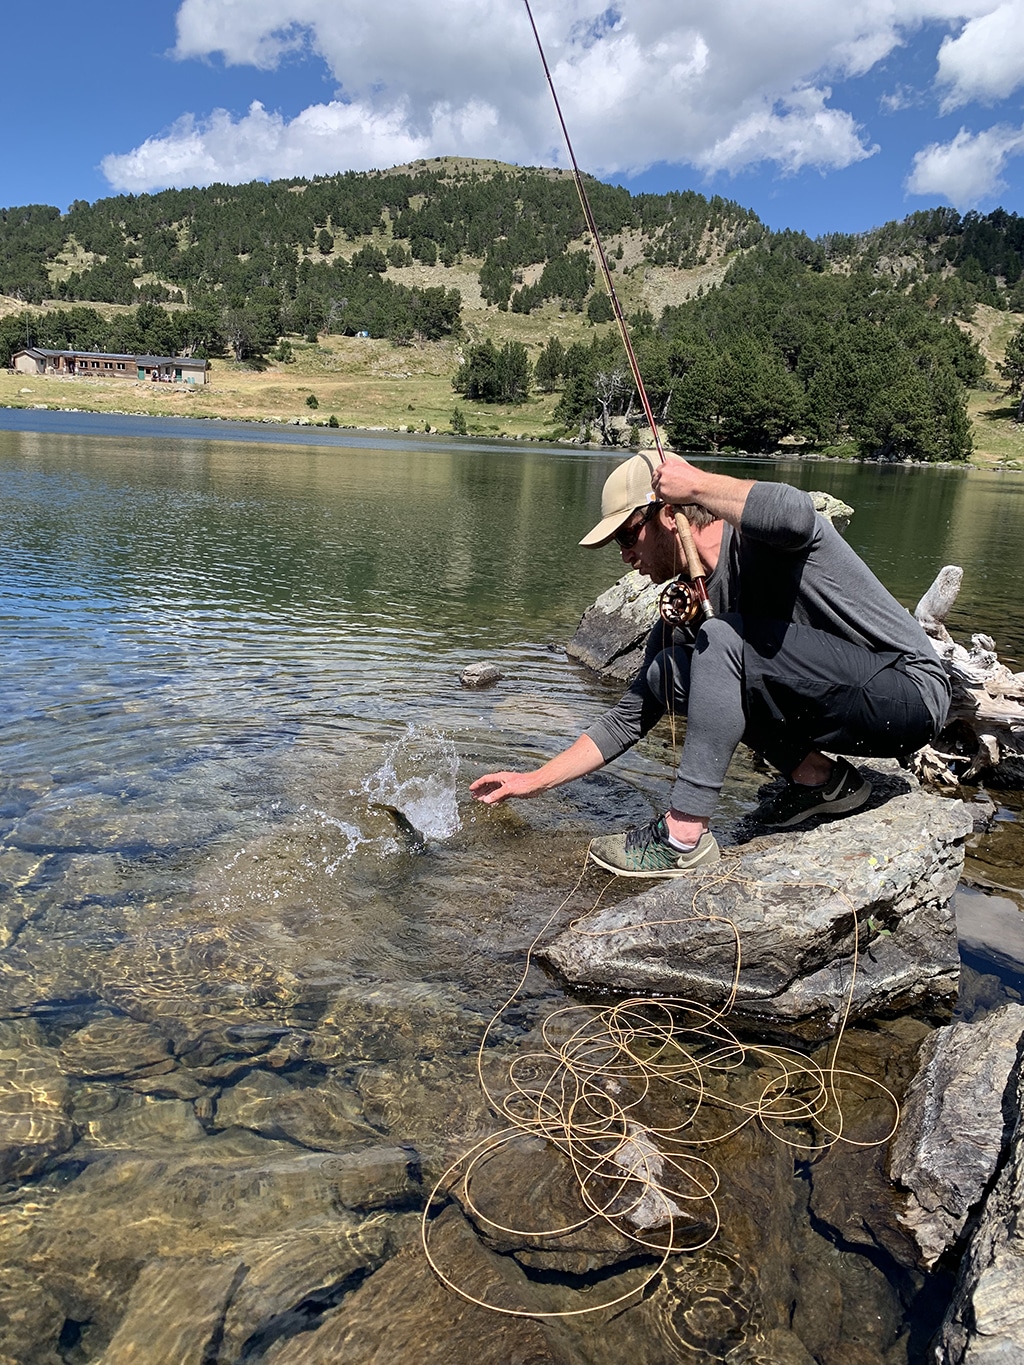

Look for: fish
[370,803,428,852]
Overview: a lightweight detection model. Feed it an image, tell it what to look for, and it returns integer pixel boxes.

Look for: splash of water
[362,726,462,842]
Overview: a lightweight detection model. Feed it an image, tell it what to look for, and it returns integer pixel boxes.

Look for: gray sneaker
[754,757,871,829]
[588,817,721,878]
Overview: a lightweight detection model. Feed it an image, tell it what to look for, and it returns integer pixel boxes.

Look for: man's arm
[652,455,754,528]
[469,735,605,804]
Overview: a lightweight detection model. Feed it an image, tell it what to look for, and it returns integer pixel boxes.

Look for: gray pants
[647,614,935,818]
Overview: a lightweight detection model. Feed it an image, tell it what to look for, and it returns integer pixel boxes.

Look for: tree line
[454,242,987,462]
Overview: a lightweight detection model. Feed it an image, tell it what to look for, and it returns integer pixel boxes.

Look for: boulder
[214,1070,374,1150]
[542,779,971,1039]
[452,1135,646,1275]
[459,662,503,689]
[565,572,663,681]
[889,1004,1024,1269]
[935,1036,1024,1362]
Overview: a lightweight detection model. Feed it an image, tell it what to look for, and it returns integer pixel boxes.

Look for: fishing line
[420,4,895,1315]
[421,849,900,1317]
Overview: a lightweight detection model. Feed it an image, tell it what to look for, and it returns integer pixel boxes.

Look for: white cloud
[906,123,1024,204]
[936,2,1024,109]
[101,99,511,192]
[694,87,878,175]
[100,0,1014,193]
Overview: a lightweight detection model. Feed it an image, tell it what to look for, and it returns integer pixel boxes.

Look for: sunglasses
[613,501,662,549]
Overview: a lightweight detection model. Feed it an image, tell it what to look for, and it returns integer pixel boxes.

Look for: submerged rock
[542,777,971,1039]
[889,1004,1024,1270]
[214,1070,374,1150]
[99,1257,245,1365]
[262,1204,573,1364]
[0,1032,74,1182]
[217,1219,396,1361]
[454,1134,645,1275]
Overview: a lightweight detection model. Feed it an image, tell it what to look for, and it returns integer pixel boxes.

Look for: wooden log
[913,567,1024,785]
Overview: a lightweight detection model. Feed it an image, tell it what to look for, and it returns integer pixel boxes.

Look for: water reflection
[1,421,1023,1363]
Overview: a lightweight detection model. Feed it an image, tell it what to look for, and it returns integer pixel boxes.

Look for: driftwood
[913,565,1024,785]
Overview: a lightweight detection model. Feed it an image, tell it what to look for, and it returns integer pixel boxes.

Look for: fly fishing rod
[522,0,713,624]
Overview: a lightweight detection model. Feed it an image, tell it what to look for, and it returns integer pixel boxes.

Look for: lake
[1,411,1021,1364]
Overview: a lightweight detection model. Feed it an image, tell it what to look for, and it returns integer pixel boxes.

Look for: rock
[565,571,664,680]
[0,1036,74,1182]
[353,1055,498,1169]
[954,887,1024,977]
[218,1219,395,1362]
[262,1204,573,1364]
[725,1329,818,1364]
[567,492,853,682]
[453,1135,644,1274]
[0,1266,65,1365]
[311,982,493,1067]
[890,1005,1024,1270]
[542,783,971,1039]
[99,1256,245,1364]
[57,1013,171,1078]
[124,1067,208,1101]
[459,662,503,688]
[935,1045,1024,1362]
[808,491,854,533]
[965,791,998,833]
[806,1020,932,1269]
[78,1094,206,1149]
[214,1070,373,1150]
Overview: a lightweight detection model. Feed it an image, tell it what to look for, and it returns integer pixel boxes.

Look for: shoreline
[0,402,986,469]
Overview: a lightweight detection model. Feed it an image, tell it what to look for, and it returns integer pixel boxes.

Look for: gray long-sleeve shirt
[584,481,951,762]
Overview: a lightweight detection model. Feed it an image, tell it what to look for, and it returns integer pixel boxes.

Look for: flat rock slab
[543,785,971,1039]
[890,1003,1024,1268]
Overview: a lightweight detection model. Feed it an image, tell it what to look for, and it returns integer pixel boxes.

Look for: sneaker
[754,757,871,830]
[588,817,721,878]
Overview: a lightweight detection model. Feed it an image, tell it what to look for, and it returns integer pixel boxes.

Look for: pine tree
[999,324,1024,423]
[666,351,720,450]
[535,336,566,391]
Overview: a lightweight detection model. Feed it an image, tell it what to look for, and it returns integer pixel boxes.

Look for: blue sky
[4,2,1023,240]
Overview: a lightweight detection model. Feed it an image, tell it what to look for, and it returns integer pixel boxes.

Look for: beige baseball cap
[579,453,659,547]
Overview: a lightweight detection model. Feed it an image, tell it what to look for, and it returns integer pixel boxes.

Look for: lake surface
[1,412,1022,1364]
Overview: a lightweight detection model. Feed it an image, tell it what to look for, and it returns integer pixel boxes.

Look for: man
[470,453,950,878]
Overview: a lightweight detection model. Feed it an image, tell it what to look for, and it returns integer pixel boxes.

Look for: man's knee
[647,646,691,706]
[692,614,745,671]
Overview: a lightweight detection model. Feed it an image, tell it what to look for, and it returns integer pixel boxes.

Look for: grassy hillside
[2,160,1023,462]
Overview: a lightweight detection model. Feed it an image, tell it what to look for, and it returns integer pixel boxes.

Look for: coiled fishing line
[421,850,900,1318]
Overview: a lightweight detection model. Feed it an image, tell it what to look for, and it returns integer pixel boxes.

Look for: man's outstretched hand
[469,771,541,804]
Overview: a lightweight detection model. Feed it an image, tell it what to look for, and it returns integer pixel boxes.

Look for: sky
[4,0,1023,239]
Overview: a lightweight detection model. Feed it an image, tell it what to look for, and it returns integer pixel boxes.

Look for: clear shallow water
[0,415,1022,1364]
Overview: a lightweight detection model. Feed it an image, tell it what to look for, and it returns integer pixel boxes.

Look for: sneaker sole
[587,843,722,878]
[763,776,872,830]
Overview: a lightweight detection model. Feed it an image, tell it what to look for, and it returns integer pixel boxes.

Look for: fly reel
[659,577,703,627]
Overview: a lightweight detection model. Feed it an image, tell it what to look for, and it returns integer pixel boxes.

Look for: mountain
[2,159,1023,463]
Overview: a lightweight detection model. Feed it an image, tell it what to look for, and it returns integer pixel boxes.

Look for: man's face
[615,504,678,583]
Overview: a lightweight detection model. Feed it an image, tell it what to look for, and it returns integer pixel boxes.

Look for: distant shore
[0,402,994,471]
